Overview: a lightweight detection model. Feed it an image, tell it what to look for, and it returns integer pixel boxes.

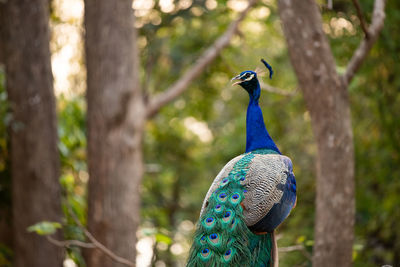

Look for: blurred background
[0,0,399,266]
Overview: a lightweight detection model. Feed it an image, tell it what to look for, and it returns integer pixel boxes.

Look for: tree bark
[0,0,63,266]
[84,0,144,265]
[278,1,355,266]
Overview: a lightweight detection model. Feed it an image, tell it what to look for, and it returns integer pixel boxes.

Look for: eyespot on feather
[216,191,228,202]
[214,204,223,213]
[229,193,241,205]
[222,209,234,224]
[222,248,235,262]
[203,216,216,229]
[207,233,221,246]
[199,247,212,261]
[219,178,229,188]
[230,217,238,232]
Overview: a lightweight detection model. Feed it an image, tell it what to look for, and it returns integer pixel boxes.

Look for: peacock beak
[231,74,243,86]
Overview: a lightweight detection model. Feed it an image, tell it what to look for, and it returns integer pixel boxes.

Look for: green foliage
[57,95,88,267]
[155,232,173,245]
[58,94,87,173]
[27,221,62,236]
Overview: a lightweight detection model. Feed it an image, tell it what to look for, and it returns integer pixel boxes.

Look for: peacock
[186,59,297,267]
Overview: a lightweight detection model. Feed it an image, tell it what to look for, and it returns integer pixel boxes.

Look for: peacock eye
[223,248,234,261]
[220,178,229,186]
[203,216,216,229]
[216,191,228,203]
[214,204,223,213]
[225,249,231,256]
[200,247,212,261]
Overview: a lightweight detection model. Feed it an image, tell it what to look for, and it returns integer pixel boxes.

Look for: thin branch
[259,81,297,96]
[342,0,386,86]
[146,0,257,118]
[46,235,96,249]
[81,226,135,266]
[66,205,136,267]
[279,244,304,253]
[351,0,369,38]
[279,244,312,261]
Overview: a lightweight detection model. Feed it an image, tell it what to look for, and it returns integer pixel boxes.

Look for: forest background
[0,0,399,266]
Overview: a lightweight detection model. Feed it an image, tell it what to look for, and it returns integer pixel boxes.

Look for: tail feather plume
[187,152,276,267]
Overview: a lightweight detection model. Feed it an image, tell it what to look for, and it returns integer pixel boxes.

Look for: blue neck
[245,88,280,154]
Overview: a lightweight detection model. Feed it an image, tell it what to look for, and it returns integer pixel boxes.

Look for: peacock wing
[241,154,296,233]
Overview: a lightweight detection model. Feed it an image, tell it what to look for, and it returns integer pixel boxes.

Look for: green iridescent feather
[187,150,276,267]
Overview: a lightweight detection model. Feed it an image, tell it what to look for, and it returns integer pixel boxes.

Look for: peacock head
[231,70,259,94]
[231,59,273,99]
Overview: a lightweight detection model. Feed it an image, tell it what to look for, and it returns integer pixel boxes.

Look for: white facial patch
[243,74,254,82]
[231,73,255,86]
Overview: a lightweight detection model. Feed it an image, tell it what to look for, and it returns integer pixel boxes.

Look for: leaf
[60,174,75,193]
[27,221,62,236]
[305,240,314,246]
[296,235,306,244]
[155,233,172,245]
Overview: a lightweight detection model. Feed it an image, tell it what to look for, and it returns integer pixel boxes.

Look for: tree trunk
[278,1,355,266]
[84,0,144,265]
[0,0,63,266]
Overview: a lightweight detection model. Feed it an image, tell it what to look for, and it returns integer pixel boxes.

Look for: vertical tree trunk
[84,0,144,265]
[278,1,355,266]
[0,0,63,266]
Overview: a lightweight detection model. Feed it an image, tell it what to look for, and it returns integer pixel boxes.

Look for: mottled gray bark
[278,1,355,266]
[84,0,144,265]
[278,0,385,265]
[0,0,63,266]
